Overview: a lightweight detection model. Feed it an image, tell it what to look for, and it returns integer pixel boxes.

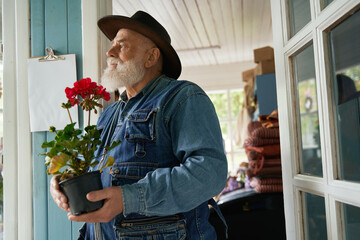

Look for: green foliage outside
[297,78,318,114]
[342,65,360,91]
[208,91,228,119]
[207,89,246,174]
[230,90,244,118]
[297,78,320,148]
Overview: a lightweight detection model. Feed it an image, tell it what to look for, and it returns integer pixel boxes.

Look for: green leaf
[62,102,72,109]
[105,140,122,151]
[63,122,77,134]
[84,125,97,132]
[41,140,55,149]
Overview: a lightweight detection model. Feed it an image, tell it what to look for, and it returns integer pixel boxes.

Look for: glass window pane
[220,122,230,153]
[208,91,228,119]
[231,121,242,151]
[302,192,327,240]
[233,152,248,172]
[341,202,360,240]
[226,153,233,174]
[230,90,243,118]
[298,79,319,114]
[328,9,360,182]
[321,0,334,9]
[293,44,323,177]
[288,0,311,37]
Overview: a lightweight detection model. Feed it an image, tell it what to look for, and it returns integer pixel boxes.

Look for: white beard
[100,56,146,92]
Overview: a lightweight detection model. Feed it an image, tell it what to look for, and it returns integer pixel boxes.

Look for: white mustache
[107,57,122,66]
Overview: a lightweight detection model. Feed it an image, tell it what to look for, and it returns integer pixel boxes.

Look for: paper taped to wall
[27,54,79,132]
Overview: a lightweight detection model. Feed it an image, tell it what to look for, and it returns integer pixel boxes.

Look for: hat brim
[98,15,182,79]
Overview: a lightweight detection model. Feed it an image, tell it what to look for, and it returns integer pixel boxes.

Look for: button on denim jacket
[82,75,228,239]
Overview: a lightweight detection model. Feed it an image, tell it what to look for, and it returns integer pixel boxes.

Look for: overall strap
[97,103,122,170]
[94,103,122,240]
[209,198,228,239]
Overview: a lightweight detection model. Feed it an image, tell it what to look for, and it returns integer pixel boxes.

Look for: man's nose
[106,46,118,58]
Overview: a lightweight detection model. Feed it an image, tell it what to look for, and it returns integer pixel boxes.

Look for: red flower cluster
[65,78,110,109]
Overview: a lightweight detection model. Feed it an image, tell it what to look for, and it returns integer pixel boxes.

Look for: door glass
[328,9,360,182]
[293,44,323,177]
[288,0,312,37]
[340,202,360,240]
[302,192,327,240]
[321,0,334,9]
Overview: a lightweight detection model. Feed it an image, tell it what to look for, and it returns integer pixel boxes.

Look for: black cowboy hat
[98,11,182,79]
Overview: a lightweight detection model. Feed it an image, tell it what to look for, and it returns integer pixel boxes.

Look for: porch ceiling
[112,0,273,67]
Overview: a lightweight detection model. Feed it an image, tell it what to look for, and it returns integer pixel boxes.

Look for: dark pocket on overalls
[110,162,158,186]
[115,215,187,240]
[125,108,158,158]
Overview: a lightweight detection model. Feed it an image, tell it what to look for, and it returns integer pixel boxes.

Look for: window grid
[207,89,246,175]
[273,0,360,239]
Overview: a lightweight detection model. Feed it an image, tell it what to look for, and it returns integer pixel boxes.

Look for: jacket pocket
[124,108,158,142]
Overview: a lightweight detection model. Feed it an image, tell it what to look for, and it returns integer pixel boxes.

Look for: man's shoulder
[160,76,205,96]
[159,77,210,115]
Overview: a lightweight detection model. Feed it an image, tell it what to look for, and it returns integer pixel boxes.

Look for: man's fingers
[69,187,123,223]
[50,175,70,212]
[68,210,98,223]
[50,175,61,190]
[87,188,110,202]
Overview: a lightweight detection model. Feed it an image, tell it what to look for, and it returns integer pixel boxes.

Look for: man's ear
[144,48,161,68]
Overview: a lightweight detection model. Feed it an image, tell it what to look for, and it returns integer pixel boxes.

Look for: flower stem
[88,110,91,126]
[67,108,73,124]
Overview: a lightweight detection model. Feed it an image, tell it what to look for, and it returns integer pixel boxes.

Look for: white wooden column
[3,0,32,239]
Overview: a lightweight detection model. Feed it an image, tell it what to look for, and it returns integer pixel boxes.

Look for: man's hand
[68,186,124,223]
[50,175,70,212]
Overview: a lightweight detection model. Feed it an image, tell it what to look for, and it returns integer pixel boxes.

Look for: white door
[271,0,360,239]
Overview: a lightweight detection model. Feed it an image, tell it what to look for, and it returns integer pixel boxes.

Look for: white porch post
[3,0,32,239]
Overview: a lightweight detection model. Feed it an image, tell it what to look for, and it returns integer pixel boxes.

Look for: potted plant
[41,78,121,215]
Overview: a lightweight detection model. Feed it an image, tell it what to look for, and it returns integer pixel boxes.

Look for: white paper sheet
[28,54,79,132]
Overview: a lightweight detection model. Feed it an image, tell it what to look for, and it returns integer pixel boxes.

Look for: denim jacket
[82,74,227,239]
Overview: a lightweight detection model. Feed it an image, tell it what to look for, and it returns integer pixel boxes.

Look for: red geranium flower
[42,77,120,182]
[62,77,111,125]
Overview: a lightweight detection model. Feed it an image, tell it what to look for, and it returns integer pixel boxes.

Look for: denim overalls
[80,75,228,239]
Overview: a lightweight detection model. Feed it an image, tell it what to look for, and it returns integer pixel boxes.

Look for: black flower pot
[59,170,104,216]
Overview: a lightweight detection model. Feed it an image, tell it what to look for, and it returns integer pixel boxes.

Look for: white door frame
[271,0,360,239]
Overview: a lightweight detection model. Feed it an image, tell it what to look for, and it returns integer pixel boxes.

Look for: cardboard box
[254,59,275,76]
[242,68,255,82]
[253,46,274,63]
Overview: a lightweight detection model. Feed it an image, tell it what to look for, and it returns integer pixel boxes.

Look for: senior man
[51,11,227,239]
